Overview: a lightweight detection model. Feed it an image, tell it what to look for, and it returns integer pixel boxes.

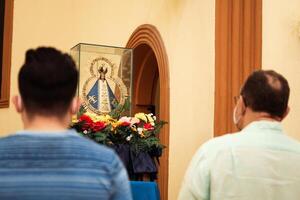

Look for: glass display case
[70,43,132,115]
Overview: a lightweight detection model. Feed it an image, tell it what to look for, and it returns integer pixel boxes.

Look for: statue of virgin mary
[86,65,118,113]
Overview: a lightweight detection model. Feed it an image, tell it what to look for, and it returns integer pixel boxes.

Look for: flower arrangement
[71,100,166,156]
[71,101,166,180]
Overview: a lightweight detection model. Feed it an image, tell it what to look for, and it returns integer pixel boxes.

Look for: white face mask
[233,106,241,125]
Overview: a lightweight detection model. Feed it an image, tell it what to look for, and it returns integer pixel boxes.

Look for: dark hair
[18,47,78,117]
[240,70,290,118]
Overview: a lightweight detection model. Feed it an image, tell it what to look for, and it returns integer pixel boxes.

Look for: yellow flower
[84,112,115,124]
[111,121,122,130]
[95,115,112,123]
[71,115,78,123]
[135,113,155,125]
[134,113,147,122]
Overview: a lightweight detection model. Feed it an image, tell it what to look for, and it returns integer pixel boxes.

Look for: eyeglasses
[233,95,240,105]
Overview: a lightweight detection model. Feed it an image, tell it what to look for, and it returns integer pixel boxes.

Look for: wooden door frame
[0,0,13,108]
[126,24,170,200]
[214,0,262,136]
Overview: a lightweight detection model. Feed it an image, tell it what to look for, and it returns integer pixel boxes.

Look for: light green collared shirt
[179,121,300,200]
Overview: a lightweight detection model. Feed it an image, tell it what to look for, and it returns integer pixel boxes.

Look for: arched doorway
[126,24,170,200]
[130,44,160,115]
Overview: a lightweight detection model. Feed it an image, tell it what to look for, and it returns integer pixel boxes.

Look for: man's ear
[281,106,290,121]
[70,97,81,115]
[240,96,247,115]
[12,95,24,113]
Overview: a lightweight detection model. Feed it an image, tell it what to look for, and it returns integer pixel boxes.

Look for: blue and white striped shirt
[0,130,132,200]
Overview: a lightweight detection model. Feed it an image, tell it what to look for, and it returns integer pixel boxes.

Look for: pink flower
[130,117,140,125]
[119,116,140,126]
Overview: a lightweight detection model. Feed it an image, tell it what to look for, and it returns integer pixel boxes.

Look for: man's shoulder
[78,137,116,158]
[0,130,117,160]
[193,132,246,162]
[202,132,238,153]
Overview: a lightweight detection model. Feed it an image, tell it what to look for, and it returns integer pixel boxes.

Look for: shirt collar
[241,120,284,134]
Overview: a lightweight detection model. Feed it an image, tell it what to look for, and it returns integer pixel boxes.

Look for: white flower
[83,130,88,134]
[137,127,143,135]
[126,134,133,141]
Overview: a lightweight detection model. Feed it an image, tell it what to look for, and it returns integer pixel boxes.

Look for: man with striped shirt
[1,47,132,200]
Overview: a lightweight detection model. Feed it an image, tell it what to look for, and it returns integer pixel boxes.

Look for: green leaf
[153,121,167,135]
[109,98,130,118]
[77,105,87,117]
[94,132,107,143]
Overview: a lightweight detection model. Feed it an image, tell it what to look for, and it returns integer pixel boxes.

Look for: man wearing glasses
[179,70,300,200]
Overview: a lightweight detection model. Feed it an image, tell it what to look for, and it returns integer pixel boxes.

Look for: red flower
[79,114,93,130]
[79,115,93,123]
[144,123,154,130]
[92,121,106,132]
[120,121,131,126]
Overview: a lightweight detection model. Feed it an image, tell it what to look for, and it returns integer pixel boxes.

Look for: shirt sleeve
[110,153,133,200]
[178,146,211,200]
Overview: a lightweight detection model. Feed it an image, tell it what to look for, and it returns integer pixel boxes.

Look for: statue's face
[98,66,108,74]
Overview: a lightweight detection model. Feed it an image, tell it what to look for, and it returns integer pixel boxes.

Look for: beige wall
[0,0,215,199]
[262,0,300,140]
